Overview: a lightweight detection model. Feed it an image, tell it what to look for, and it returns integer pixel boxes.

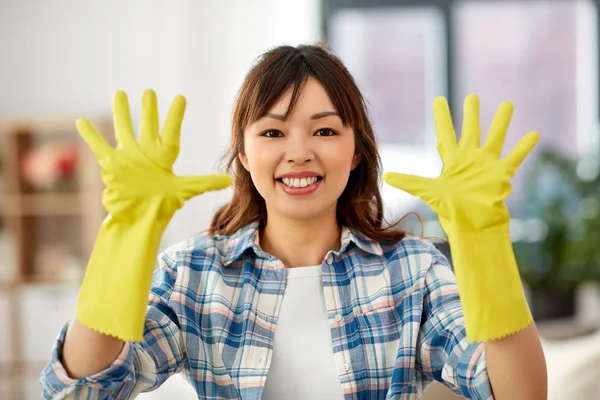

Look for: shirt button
[343,363,351,372]
[334,314,343,322]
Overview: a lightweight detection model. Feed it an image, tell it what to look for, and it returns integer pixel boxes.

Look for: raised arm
[385,94,547,398]
[39,89,231,397]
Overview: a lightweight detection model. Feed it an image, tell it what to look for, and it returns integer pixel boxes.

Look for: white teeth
[281,176,318,188]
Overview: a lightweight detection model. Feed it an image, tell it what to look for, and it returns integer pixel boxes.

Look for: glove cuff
[447,226,533,342]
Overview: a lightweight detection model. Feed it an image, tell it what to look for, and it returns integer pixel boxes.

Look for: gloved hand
[383,94,539,342]
[75,90,232,341]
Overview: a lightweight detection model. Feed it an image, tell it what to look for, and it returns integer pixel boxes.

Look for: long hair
[209,44,406,243]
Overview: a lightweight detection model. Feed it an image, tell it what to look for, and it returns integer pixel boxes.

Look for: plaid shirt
[40,222,492,399]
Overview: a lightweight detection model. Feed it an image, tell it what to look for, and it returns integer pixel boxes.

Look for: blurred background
[1,0,600,399]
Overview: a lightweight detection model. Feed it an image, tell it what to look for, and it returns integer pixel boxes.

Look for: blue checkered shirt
[40,222,492,399]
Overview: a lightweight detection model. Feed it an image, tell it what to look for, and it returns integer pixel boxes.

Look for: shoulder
[380,234,449,264]
[158,224,258,275]
[378,235,452,283]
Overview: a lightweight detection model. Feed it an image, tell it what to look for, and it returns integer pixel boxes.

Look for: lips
[275,170,322,179]
[276,178,323,196]
[278,176,322,188]
[274,170,324,196]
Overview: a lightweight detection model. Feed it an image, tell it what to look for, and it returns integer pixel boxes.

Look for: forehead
[269,77,337,116]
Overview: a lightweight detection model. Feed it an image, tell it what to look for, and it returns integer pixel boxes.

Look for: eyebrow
[265,111,340,121]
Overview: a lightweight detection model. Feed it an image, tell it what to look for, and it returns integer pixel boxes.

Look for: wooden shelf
[0,116,110,136]
[0,194,84,216]
[0,360,48,377]
[0,117,111,399]
[20,277,81,286]
[22,361,50,376]
[0,363,14,378]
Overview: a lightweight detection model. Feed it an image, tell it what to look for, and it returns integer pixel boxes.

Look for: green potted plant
[515,148,600,320]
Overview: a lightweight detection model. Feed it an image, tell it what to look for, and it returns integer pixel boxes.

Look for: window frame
[321,0,600,122]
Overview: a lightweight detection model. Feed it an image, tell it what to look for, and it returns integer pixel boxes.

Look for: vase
[530,289,576,321]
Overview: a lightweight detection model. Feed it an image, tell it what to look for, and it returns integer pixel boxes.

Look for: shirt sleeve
[39,251,188,399]
[415,247,494,400]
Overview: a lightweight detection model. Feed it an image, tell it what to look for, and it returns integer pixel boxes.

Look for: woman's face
[240,77,360,223]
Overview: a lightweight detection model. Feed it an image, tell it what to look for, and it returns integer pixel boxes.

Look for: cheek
[244,145,278,188]
[321,149,356,196]
[244,141,266,168]
[247,151,274,174]
[324,144,356,175]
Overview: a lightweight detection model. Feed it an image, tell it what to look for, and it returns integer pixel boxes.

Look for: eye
[315,128,337,137]
[262,129,284,138]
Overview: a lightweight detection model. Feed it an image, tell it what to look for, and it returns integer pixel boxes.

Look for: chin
[272,201,337,222]
[282,210,327,221]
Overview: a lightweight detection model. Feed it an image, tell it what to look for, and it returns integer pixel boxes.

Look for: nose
[285,134,314,164]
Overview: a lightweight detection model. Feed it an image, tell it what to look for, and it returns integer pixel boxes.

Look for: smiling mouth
[276,176,323,188]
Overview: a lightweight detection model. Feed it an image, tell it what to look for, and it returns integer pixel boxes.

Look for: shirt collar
[221,222,262,266]
[339,225,383,257]
[222,222,383,266]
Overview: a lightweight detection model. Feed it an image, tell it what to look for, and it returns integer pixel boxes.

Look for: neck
[260,211,341,268]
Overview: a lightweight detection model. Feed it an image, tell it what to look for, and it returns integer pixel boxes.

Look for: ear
[351,153,361,170]
[238,152,250,171]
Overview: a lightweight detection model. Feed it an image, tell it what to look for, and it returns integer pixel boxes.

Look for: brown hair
[209,44,406,243]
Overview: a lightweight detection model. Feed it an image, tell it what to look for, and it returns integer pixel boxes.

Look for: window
[453,0,598,207]
[324,0,598,227]
[328,6,446,223]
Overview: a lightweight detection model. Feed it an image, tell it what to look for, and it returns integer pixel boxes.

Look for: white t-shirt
[262,265,345,399]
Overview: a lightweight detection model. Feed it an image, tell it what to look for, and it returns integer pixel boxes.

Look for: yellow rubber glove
[75,90,232,341]
[383,94,539,342]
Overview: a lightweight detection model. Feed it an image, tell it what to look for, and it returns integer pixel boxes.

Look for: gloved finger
[139,89,160,151]
[483,101,513,158]
[112,91,137,150]
[433,96,458,158]
[177,174,232,200]
[382,172,435,200]
[502,130,540,176]
[161,95,186,156]
[76,118,114,162]
[459,94,481,149]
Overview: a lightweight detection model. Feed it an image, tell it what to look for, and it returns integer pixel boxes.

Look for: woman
[40,44,547,399]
